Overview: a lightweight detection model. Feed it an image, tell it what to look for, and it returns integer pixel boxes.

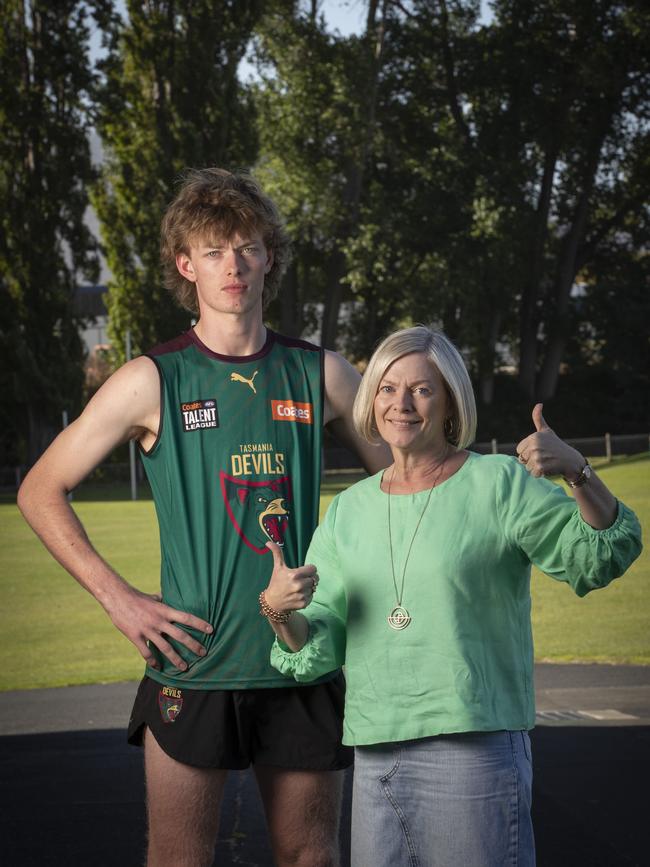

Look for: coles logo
[271,399,313,425]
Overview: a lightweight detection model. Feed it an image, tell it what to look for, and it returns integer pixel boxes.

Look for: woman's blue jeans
[351,731,535,867]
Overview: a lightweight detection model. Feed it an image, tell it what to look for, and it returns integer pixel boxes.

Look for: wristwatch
[564,462,592,488]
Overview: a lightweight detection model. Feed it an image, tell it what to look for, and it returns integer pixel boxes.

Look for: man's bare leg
[144,727,228,867]
[255,766,344,867]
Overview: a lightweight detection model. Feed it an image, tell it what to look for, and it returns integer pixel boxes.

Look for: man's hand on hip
[104,582,213,671]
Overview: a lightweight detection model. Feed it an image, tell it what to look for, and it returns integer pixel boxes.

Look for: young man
[18,168,390,867]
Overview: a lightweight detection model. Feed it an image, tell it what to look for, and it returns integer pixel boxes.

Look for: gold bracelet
[259,590,292,624]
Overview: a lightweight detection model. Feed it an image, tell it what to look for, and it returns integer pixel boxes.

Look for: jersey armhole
[319,346,326,422]
[138,355,165,457]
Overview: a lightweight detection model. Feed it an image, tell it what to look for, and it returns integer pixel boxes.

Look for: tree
[254,0,392,349]
[487,0,650,401]
[338,0,493,366]
[92,0,263,360]
[559,213,650,435]
[246,0,649,436]
[0,0,98,465]
[254,0,508,371]
[356,0,650,411]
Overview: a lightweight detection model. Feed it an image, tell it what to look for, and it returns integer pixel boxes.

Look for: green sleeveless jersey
[141,328,326,689]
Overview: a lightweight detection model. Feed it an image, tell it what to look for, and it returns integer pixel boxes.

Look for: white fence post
[605,432,612,463]
[491,438,498,455]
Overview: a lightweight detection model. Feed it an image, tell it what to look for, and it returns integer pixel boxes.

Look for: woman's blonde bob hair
[353,325,477,449]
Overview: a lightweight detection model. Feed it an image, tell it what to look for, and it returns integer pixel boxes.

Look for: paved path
[1,664,649,866]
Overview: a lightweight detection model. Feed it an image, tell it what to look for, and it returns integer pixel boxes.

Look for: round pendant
[388,606,411,630]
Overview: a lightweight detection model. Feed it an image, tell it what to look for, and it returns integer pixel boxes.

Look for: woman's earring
[444,416,454,439]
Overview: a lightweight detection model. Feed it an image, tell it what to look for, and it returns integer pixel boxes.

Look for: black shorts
[127,674,353,771]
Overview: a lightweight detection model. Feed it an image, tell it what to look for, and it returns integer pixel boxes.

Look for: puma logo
[230,370,259,394]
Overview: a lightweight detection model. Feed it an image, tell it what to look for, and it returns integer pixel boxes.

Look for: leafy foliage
[255,0,648,434]
[92,0,263,359]
[0,1,99,464]
[3,0,648,468]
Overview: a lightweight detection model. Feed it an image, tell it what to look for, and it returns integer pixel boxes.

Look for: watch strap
[564,462,591,488]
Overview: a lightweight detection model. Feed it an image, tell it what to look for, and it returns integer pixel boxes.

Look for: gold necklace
[386,453,448,630]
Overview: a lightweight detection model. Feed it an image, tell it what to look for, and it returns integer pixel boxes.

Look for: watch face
[583,465,592,479]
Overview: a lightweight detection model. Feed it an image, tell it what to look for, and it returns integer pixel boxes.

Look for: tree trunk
[536,118,612,401]
[518,148,556,399]
[320,249,347,349]
[478,307,502,406]
[320,0,387,349]
[279,261,305,338]
[536,197,590,401]
[438,0,471,146]
[26,403,57,467]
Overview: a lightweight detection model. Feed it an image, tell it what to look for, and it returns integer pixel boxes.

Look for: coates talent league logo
[220,471,292,555]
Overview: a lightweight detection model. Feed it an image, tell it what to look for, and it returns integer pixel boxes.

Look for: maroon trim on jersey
[142,326,324,453]
[147,331,195,357]
[147,328,322,361]
[189,328,276,362]
[320,347,326,421]
[138,355,165,457]
[272,332,321,353]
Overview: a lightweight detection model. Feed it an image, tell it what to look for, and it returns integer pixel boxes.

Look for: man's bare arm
[17,357,213,670]
[323,350,391,475]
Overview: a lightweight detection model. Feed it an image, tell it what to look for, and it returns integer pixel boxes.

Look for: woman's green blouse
[271,453,642,746]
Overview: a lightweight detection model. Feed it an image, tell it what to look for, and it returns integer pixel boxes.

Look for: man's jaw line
[194,292,266,344]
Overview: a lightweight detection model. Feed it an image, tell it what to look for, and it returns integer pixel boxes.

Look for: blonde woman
[260,325,642,867]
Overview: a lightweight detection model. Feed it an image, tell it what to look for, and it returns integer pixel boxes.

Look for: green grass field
[1,455,647,690]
